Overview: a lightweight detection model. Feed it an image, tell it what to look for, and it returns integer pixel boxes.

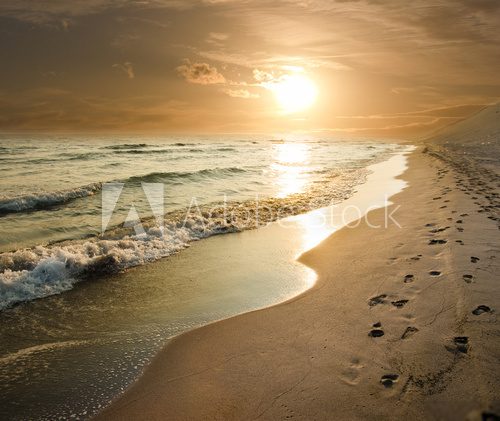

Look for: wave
[101,142,198,151]
[113,149,174,155]
[68,152,105,161]
[125,167,247,183]
[0,219,239,311]
[172,142,198,146]
[101,143,149,150]
[0,183,103,216]
[0,340,90,365]
[113,147,236,155]
[0,167,250,216]
[0,164,373,311]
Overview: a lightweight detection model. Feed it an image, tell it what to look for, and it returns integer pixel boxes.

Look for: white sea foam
[0,214,241,310]
[0,163,375,310]
[0,137,400,310]
[0,183,103,214]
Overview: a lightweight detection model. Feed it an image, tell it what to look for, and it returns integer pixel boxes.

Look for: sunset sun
[1,0,499,419]
[270,73,318,114]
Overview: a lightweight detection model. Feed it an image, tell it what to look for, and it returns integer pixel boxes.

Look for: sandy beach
[2,2,500,419]
[97,107,500,420]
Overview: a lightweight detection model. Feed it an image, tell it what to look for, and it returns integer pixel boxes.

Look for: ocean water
[0,135,399,311]
[0,135,406,420]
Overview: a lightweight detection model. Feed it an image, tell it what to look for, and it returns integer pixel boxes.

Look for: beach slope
[97,106,500,420]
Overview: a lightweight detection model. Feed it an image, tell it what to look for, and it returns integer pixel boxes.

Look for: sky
[0,0,499,137]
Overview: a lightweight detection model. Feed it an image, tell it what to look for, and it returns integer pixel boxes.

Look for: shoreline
[94,146,413,418]
[90,148,412,418]
[0,143,410,421]
[0,140,400,312]
[97,146,500,420]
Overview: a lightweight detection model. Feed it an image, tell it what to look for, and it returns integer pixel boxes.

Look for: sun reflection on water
[271,142,312,197]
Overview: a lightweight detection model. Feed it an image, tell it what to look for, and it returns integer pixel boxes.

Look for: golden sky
[0,0,499,137]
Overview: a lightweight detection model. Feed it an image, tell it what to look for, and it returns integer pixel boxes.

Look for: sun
[270,74,318,114]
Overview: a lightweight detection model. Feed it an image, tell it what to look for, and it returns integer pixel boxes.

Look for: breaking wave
[0,166,369,311]
[0,183,103,216]
[0,167,250,216]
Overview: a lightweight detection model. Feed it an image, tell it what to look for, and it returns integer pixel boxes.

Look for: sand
[97,110,500,420]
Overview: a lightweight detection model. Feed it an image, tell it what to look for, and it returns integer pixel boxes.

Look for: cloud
[208,32,228,41]
[112,62,135,79]
[252,69,275,83]
[223,88,259,98]
[1,0,498,134]
[0,88,204,132]
[0,0,191,24]
[115,16,170,29]
[206,32,229,45]
[177,59,226,84]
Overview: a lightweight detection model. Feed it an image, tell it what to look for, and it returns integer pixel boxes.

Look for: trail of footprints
[365,162,496,397]
[428,147,500,227]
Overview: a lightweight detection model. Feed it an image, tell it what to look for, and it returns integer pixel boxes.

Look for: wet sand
[97,110,500,420]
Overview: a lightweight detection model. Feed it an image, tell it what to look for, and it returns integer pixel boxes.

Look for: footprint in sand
[429,270,441,277]
[340,358,364,385]
[429,226,449,233]
[404,274,414,283]
[368,294,387,307]
[429,239,447,245]
[391,299,409,308]
[369,322,384,337]
[456,240,464,245]
[401,326,419,339]
[445,335,470,354]
[471,256,480,263]
[472,305,492,315]
[453,336,469,354]
[463,274,474,283]
[380,374,399,388]
[480,412,500,421]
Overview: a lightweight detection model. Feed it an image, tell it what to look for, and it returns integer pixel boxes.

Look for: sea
[0,134,403,419]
